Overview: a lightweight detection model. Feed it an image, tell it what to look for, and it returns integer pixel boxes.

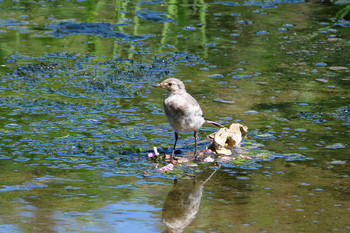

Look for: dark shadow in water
[162,168,219,233]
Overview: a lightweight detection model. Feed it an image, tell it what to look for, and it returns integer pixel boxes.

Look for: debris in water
[148,147,159,159]
[158,163,174,172]
[208,123,248,155]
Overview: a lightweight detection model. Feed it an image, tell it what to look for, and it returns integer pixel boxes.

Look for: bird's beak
[154,83,162,88]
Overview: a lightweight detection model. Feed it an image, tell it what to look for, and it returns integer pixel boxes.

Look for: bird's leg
[193,131,198,157]
[171,132,178,161]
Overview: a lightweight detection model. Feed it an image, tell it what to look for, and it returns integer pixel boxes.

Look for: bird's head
[154,78,185,93]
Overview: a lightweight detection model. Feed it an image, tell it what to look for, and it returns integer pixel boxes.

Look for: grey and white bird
[154,78,223,160]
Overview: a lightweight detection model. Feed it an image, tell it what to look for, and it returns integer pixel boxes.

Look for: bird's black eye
[168,83,172,86]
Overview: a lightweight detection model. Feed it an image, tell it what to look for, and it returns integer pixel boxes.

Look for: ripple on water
[254,133,276,139]
[325,143,346,149]
[256,30,269,35]
[183,26,196,31]
[330,160,346,165]
[5,123,22,128]
[315,62,327,67]
[213,98,236,104]
[244,110,259,114]
[208,73,224,78]
[232,74,253,79]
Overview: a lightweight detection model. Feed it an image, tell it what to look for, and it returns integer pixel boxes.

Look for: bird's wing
[164,93,203,118]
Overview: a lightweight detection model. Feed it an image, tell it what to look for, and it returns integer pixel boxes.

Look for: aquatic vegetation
[136,10,173,23]
[46,21,147,42]
[336,106,350,122]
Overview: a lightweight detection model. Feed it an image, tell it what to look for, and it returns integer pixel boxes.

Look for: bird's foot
[170,155,177,162]
[190,150,206,162]
[164,153,178,164]
[189,153,199,162]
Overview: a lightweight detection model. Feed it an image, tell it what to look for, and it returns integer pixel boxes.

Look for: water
[0,0,349,232]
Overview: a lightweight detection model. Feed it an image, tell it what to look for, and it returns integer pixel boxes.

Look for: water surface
[0,0,349,232]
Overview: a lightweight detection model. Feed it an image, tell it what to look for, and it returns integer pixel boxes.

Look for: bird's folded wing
[164,93,202,117]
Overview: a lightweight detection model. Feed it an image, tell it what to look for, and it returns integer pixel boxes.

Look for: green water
[0,0,349,232]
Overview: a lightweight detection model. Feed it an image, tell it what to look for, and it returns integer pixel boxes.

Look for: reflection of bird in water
[154,78,223,160]
[162,168,219,233]
[162,179,203,233]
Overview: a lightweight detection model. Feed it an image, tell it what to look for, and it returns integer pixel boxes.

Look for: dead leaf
[208,123,248,155]
[204,156,215,163]
[215,147,232,156]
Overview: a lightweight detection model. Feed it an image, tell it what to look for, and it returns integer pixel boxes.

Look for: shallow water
[0,0,349,232]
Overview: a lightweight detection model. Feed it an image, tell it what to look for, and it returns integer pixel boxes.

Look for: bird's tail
[204,118,225,128]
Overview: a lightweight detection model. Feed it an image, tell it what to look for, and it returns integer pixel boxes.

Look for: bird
[154,78,223,160]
